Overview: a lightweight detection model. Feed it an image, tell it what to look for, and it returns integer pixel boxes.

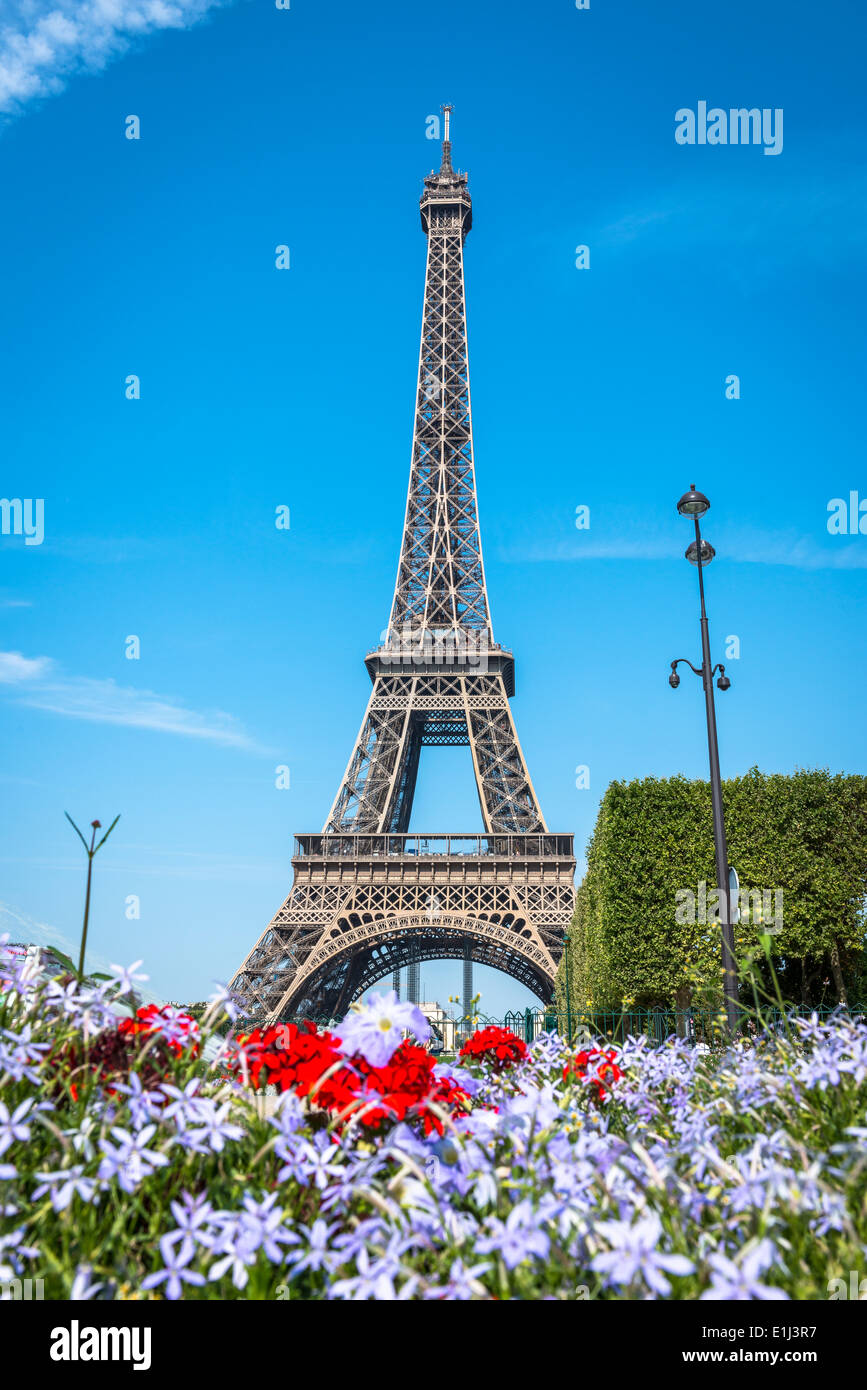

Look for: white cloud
[510,537,672,564]
[21,674,257,748]
[591,165,867,267]
[502,527,867,570]
[0,0,229,116]
[0,649,53,681]
[0,648,257,747]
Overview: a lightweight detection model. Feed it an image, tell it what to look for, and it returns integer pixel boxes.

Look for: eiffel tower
[230,109,575,1021]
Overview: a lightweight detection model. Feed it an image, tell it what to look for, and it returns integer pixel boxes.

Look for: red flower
[229,1027,471,1136]
[231,1022,348,1102]
[347,1042,472,1134]
[459,1026,527,1071]
[117,1004,200,1058]
[422,1072,473,1137]
[51,1019,183,1100]
[563,1047,622,1101]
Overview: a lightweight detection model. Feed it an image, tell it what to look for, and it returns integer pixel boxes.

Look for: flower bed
[1,941,866,1300]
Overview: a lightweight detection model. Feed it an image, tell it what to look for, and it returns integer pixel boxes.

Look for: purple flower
[97,1124,168,1193]
[149,1005,197,1050]
[238,1193,295,1262]
[65,1116,98,1161]
[279,1134,344,1190]
[331,1217,387,1263]
[183,1101,244,1155]
[329,1246,418,1301]
[207,1224,262,1290]
[424,1257,492,1300]
[433,1061,481,1097]
[111,1073,164,1130]
[501,1083,560,1132]
[207,983,244,1023]
[0,1097,34,1156]
[32,1165,98,1212]
[108,960,148,995]
[470,1169,498,1209]
[268,1091,306,1139]
[528,1032,568,1065]
[591,1213,694,1296]
[142,1235,206,1300]
[284,1218,339,1278]
[206,1194,295,1290]
[208,1243,258,1291]
[0,1227,39,1277]
[701,1241,789,1300]
[159,1078,204,1130]
[167,1191,216,1251]
[45,977,86,1016]
[0,1026,50,1083]
[336,990,430,1067]
[476,1200,550,1270]
[70,1266,104,1300]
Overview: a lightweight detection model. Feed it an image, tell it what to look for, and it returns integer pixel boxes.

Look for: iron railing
[505,1004,865,1046]
[232,1003,863,1049]
[294,833,575,860]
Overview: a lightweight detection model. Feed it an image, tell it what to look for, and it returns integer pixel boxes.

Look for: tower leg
[462,940,473,1039]
[407,949,420,1004]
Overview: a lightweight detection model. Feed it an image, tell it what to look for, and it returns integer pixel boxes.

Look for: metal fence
[232,1003,863,1052]
[504,1003,864,1046]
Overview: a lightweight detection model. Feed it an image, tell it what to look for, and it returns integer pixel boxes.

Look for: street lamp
[562,930,573,1043]
[670,484,739,1034]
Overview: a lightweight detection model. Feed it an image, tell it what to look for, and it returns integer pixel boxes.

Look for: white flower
[109,960,149,994]
[335,991,430,1066]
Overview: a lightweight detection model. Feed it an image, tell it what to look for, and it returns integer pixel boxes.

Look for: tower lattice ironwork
[230,110,575,1021]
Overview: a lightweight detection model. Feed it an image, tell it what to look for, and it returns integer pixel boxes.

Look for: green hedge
[557,768,867,1012]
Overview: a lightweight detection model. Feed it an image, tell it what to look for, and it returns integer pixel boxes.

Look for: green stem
[78,844,95,981]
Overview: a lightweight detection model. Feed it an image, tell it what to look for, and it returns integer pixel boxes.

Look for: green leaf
[64,812,90,855]
[94,814,121,854]
[47,949,77,975]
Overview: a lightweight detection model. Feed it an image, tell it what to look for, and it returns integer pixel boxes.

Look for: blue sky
[1,0,865,1015]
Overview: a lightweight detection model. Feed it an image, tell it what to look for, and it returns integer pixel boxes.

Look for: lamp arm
[670,658,703,678]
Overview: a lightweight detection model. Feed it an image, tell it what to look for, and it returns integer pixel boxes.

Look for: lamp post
[669,485,739,1034]
[562,930,573,1043]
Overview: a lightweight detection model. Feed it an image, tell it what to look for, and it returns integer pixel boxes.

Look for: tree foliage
[557,768,867,1012]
